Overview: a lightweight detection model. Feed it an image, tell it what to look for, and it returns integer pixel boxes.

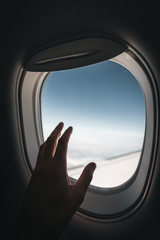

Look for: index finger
[43,122,64,161]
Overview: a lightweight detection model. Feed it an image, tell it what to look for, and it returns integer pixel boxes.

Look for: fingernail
[90,162,96,172]
[57,122,64,128]
[68,126,73,133]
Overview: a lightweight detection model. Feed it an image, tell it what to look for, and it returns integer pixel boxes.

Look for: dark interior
[2,1,160,239]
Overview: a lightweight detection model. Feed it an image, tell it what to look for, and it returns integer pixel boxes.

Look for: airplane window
[41,60,146,188]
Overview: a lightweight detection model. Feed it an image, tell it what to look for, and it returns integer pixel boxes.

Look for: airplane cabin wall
[2,1,160,239]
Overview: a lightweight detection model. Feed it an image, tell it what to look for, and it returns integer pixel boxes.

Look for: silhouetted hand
[14,122,96,239]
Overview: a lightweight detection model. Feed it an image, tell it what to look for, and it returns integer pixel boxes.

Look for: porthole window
[41,60,146,188]
[19,38,156,218]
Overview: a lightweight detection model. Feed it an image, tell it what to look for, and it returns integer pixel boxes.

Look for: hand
[15,122,96,239]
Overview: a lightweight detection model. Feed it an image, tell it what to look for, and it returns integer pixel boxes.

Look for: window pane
[41,60,145,188]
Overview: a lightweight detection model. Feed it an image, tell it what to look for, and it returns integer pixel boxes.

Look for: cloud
[68,126,144,160]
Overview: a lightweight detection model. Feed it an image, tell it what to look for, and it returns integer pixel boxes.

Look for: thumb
[74,162,96,206]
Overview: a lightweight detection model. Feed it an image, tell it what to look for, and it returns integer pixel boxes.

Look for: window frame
[18,44,158,219]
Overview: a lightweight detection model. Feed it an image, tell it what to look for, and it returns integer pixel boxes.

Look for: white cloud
[68,126,144,159]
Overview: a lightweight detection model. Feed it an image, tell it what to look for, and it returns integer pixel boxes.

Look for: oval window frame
[18,38,157,219]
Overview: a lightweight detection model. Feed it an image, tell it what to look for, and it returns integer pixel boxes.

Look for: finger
[54,126,73,163]
[43,122,64,160]
[73,162,96,205]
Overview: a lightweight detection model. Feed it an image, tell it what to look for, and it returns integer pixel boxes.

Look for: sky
[40,60,146,187]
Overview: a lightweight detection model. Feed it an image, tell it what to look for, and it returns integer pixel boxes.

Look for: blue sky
[41,60,145,161]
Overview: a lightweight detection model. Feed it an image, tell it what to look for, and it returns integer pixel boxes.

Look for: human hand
[15,122,96,239]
